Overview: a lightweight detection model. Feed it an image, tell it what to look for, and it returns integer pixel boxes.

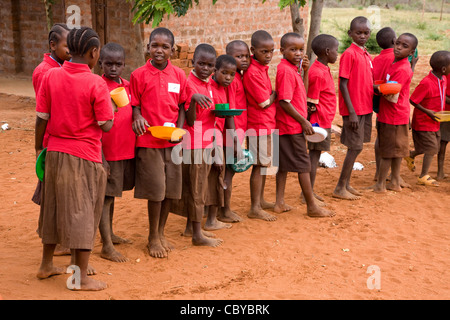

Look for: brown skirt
[278,133,311,173]
[377,122,409,158]
[38,151,107,250]
[412,129,441,156]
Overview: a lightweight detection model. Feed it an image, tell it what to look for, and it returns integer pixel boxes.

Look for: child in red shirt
[407,50,450,186]
[243,30,277,222]
[333,16,374,201]
[219,40,251,223]
[437,72,450,181]
[274,32,335,218]
[373,33,417,193]
[35,27,113,291]
[98,43,135,263]
[306,34,339,204]
[130,28,187,258]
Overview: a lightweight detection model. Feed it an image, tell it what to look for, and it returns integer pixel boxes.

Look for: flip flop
[417,175,439,187]
[404,156,415,172]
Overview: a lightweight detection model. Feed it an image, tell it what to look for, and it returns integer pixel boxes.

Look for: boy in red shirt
[98,43,135,262]
[130,28,187,258]
[243,30,277,222]
[306,34,339,204]
[219,40,251,223]
[35,27,113,291]
[406,50,450,186]
[373,33,417,193]
[333,16,374,201]
[437,72,450,181]
[274,32,335,218]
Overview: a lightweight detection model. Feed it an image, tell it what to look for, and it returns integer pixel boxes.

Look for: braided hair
[48,23,70,49]
[67,27,101,56]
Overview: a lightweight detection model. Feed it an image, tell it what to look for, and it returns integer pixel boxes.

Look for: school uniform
[377,58,413,158]
[411,71,448,155]
[275,58,310,173]
[307,59,337,151]
[243,57,275,166]
[440,74,450,142]
[372,48,395,113]
[36,61,114,250]
[101,75,136,197]
[226,71,248,146]
[129,60,186,202]
[338,43,374,150]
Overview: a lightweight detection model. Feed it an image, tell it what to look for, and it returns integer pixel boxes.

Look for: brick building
[0,0,308,79]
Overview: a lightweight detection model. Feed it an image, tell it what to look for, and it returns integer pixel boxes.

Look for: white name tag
[210,90,213,98]
[168,83,180,93]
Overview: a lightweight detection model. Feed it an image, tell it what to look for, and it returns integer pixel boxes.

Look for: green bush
[338,29,381,54]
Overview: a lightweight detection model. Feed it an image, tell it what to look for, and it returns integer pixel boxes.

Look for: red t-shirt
[307,60,337,129]
[338,43,374,116]
[411,71,448,132]
[226,72,247,144]
[243,57,276,136]
[275,58,308,135]
[378,58,413,125]
[372,48,394,82]
[210,79,226,147]
[36,61,114,163]
[101,75,136,161]
[182,72,216,150]
[446,74,450,111]
[130,60,187,149]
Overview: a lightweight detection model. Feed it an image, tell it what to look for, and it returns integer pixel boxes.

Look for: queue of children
[32,17,450,291]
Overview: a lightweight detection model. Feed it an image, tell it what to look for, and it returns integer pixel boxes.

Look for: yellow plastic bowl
[148,126,186,140]
[435,111,450,122]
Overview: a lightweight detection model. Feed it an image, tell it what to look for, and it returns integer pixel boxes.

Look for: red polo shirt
[338,43,374,116]
[32,53,63,95]
[226,72,247,144]
[307,60,337,129]
[101,75,136,161]
[378,58,413,125]
[210,79,227,147]
[130,59,187,149]
[182,72,215,150]
[446,74,450,111]
[372,48,394,82]
[275,58,308,135]
[36,61,114,163]
[411,71,447,132]
[243,57,276,136]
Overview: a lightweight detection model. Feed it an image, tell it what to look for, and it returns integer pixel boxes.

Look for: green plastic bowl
[227,149,254,173]
[36,148,47,182]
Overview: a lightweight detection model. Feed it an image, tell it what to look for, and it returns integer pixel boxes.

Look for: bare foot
[247,208,277,221]
[386,182,402,192]
[332,188,361,200]
[181,228,216,238]
[260,200,275,210]
[70,277,107,291]
[204,219,232,231]
[218,208,242,223]
[160,237,175,252]
[147,240,167,258]
[100,248,128,263]
[273,202,293,213]
[192,234,223,247]
[436,173,448,181]
[36,265,65,279]
[87,264,97,276]
[346,185,362,196]
[307,205,336,218]
[111,234,132,244]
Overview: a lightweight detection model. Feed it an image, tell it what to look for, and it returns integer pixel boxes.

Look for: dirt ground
[0,55,449,301]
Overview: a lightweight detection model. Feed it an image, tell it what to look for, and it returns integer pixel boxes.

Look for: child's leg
[191,220,223,247]
[219,168,242,222]
[159,198,173,252]
[71,249,107,291]
[248,165,277,221]
[333,149,362,200]
[373,158,391,193]
[274,170,290,213]
[109,199,131,244]
[386,158,402,191]
[99,196,128,262]
[147,200,167,258]
[374,136,381,181]
[204,205,232,230]
[437,140,448,180]
[36,244,65,279]
[298,172,335,217]
[260,175,275,209]
[308,149,325,201]
[420,154,435,179]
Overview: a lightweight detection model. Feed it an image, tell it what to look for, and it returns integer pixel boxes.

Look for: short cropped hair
[100,42,126,60]
[280,32,303,48]
[399,32,418,51]
[215,54,237,70]
[225,40,249,55]
[430,50,450,71]
[251,30,273,48]
[193,43,216,61]
[350,16,371,30]
[376,27,396,49]
[67,27,100,56]
[311,34,338,56]
[149,27,175,47]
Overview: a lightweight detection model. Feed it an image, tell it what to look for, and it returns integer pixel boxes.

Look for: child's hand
[349,112,359,131]
[132,114,149,136]
[300,118,314,136]
[111,98,118,113]
[301,56,310,72]
[307,102,317,114]
[425,109,439,122]
[192,93,213,109]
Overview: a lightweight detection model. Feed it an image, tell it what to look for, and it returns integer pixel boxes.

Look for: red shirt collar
[62,60,92,73]
[146,59,173,74]
[280,58,301,74]
[102,74,125,87]
[43,53,63,68]
[250,55,269,72]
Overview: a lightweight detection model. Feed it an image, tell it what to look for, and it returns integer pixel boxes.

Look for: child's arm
[307,102,317,120]
[446,94,450,105]
[410,99,439,122]
[279,100,314,135]
[99,120,114,132]
[35,116,48,159]
[186,94,212,127]
[132,106,149,136]
[177,103,186,129]
[339,77,359,130]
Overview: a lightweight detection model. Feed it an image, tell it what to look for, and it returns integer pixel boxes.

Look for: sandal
[417,175,439,187]
[404,156,415,172]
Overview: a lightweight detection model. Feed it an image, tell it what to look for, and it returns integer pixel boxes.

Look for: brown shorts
[412,129,441,155]
[105,158,135,197]
[341,113,373,150]
[377,122,409,158]
[440,122,450,142]
[134,147,182,202]
[278,133,311,173]
[307,128,332,151]
[247,134,272,167]
[39,151,106,250]
[206,149,225,207]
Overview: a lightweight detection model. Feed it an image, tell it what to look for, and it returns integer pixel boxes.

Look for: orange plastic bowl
[379,82,402,95]
[147,126,186,141]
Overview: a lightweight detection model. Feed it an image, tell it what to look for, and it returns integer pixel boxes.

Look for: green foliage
[416,21,427,30]
[333,20,380,54]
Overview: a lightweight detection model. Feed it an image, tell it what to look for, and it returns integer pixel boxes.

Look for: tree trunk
[289,3,305,37]
[43,0,54,31]
[306,0,324,62]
